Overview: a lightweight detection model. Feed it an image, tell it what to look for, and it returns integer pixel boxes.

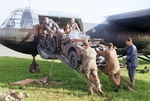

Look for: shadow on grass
[0,57,150,101]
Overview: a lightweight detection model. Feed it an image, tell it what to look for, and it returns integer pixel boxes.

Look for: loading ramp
[37,45,77,71]
[56,53,77,71]
[37,45,133,91]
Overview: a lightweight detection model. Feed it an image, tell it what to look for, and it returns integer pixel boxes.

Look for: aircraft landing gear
[29,56,40,73]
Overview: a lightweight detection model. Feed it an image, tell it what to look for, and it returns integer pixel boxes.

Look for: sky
[0,0,150,25]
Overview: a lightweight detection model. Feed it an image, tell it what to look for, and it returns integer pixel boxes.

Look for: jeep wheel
[50,36,57,53]
[69,51,79,70]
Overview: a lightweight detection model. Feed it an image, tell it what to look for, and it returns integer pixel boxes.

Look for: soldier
[79,40,104,95]
[43,17,59,35]
[118,38,138,91]
[43,17,59,48]
[97,43,121,92]
[65,18,81,34]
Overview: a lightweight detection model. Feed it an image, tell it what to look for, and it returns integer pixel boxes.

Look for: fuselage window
[21,11,33,29]
[7,11,23,28]
[6,11,33,29]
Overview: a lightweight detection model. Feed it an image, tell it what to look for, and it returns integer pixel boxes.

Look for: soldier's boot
[98,89,104,95]
[98,84,105,95]
[89,87,93,95]
[131,80,134,84]
[114,85,121,92]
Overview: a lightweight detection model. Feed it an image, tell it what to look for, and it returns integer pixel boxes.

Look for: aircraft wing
[106,8,150,30]
[86,8,150,54]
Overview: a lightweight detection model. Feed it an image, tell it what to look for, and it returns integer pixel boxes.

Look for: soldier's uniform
[66,22,80,32]
[97,43,120,92]
[42,17,59,48]
[43,18,59,32]
[79,42,104,95]
[65,18,80,34]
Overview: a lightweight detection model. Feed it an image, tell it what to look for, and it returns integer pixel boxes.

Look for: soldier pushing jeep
[97,43,121,92]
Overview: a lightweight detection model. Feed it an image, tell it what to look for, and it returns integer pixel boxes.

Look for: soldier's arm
[116,46,127,51]
[65,24,71,34]
[78,51,83,61]
[46,26,57,36]
[75,23,81,32]
[97,50,106,57]
[126,46,137,61]
[55,22,59,29]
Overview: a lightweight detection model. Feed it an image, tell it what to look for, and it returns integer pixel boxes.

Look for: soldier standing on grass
[117,38,138,91]
[97,43,121,92]
[79,40,104,95]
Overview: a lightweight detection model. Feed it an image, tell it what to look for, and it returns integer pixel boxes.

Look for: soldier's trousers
[84,69,101,90]
[108,69,120,87]
[128,68,135,84]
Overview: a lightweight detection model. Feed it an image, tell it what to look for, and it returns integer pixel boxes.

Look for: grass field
[0,56,150,101]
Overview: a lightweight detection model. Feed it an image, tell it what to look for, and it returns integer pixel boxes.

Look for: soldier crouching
[79,40,104,95]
